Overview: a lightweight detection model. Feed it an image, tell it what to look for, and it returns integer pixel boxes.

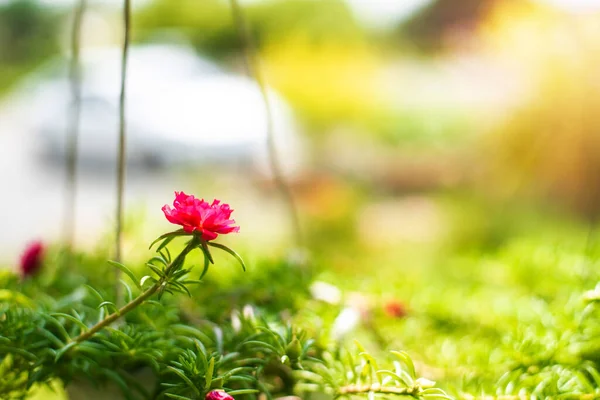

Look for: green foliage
[134,0,365,59]
[0,233,449,400]
[0,0,61,93]
[3,199,600,400]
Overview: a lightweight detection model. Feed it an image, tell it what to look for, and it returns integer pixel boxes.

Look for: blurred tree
[398,0,528,51]
[0,0,60,93]
[478,3,600,220]
[0,0,59,63]
[134,0,365,59]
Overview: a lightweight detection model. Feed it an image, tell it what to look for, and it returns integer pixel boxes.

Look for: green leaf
[421,393,453,400]
[168,280,192,297]
[165,394,192,400]
[376,369,411,387]
[148,255,168,266]
[360,362,372,385]
[180,279,204,285]
[345,349,356,381]
[390,351,416,379]
[255,326,284,349]
[199,246,211,279]
[98,301,119,314]
[194,339,209,372]
[227,389,260,396]
[575,370,596,394]
[294,370,324,383]
[218,353,239,368]
[257,381,272,400]
[43,315,71,342]
[360,352,381,385]
[140,275,157,288]
[201,240,215,264]
[120,279,133,303]
[171,325,214,345]
[103,369,130,394]
[0,346,37,360]
[354,340,366,354]
[107,260,141,289]
[582,364,600,386]
[234,357,267,366]
[222,366,254,378]
[161,247,172,263]
[157,283,170,300]
[239,340,281,354]
[205,357,215,390]
[149,229,186,249]
[84,285,104,303]
[50,313,88,332]
[94,337,121,351]
[147,263,165,278]
[210,377,224,389]
[208,242,246,271]
[421,388,452,399]
[167,366,201,396]
[55,341,78,362]
[156,234,178,253]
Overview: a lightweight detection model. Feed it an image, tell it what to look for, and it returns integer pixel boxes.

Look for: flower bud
[285,337,303,361]
[205,390,234,400]
[19,241,45,278]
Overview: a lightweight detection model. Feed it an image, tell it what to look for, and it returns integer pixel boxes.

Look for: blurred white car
[21,44,302,176]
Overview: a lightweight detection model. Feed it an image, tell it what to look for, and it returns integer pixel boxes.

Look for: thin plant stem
[228,0,303,248]
[336,383,415,396]
[115,0,131,302]
[73,281,160,343]
[63,0,86,263]
[72,239,197,344]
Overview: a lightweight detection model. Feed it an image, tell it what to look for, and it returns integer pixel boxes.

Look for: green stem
[228,0,303,248]
[63,0,86,264]
[72,238,198,344]
[73,281,159,343]
[114,0,131,304]
[337,384,416,396]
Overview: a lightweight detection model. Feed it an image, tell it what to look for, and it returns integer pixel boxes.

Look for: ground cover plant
[0,191,453,400]
[2,186,600,400]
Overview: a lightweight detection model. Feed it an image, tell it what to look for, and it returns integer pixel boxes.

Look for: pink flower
[19,241,45,278]
[383,300,408,319]
[205,390,234,400]
[162,192,240,241]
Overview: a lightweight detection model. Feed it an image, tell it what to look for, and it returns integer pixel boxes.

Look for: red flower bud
[19,241,45,278]
[162,192,239,241]
[205,390,234,400]
[384,300,408,319]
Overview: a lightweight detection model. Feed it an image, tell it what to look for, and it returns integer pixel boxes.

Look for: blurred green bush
[0,0,60,93]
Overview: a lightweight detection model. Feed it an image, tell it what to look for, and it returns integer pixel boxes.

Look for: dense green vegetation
[2,190,600,399]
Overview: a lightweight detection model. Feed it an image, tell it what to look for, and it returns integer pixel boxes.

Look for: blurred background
[5,2,600,398]
[1,0,600,265]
